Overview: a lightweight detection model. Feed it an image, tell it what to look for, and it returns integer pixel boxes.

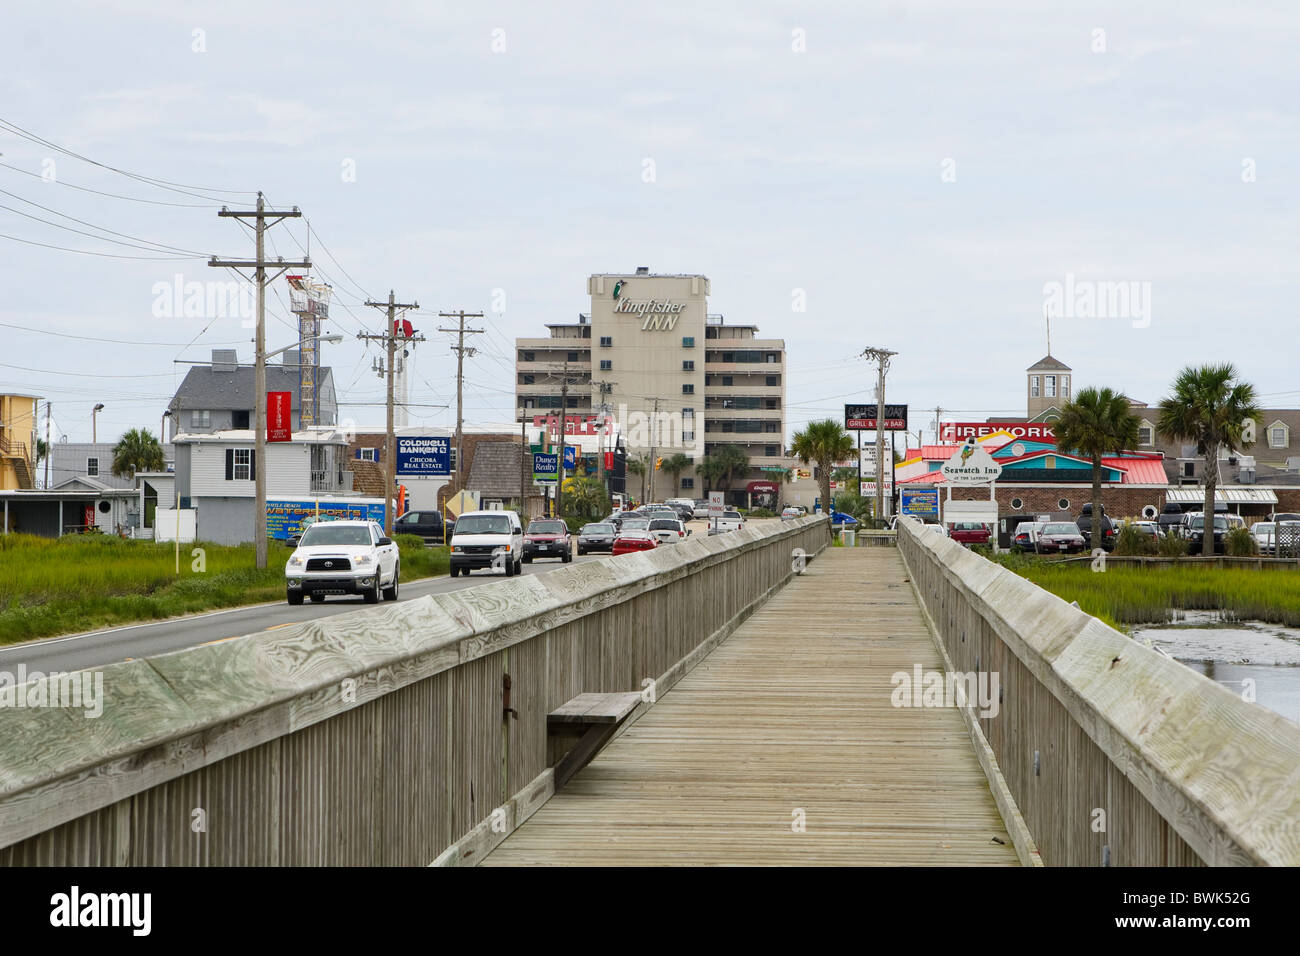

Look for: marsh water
[1129,611,1300,725]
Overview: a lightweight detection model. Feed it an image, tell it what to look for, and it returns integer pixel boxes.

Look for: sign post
[708,491,724,534]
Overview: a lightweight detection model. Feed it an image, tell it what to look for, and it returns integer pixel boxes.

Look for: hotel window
[765,445,779,457]
[681,477,694,489]
[1030,376,1039,398]
[86,457,99,477]
[682,336,695,348]
[766,375,779,386]
[682,384,695,394]
[682,407,694,418]
[521,374,535,385]
[566,351,579,362]
[683,360,695,371]
[1270,424,1289,448]
[682,431,695,442]
[1061,376,1070,399]
[599,336,612,347]
[600,360,612,371]
[521,351,535,362]
[722,376,733,386]
[1045,375,1056,398]
[722,352,734,362]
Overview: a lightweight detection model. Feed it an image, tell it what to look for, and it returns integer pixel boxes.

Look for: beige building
[0,392,41,491]
[1026,354,1072,421]
[516,269,787,501]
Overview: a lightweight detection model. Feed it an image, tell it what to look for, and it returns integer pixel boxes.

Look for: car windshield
[1043,523,1078,535]
[299,525,371,547]
[529,521,567,534]
[1256,523,1274,533]
[1187,517,1228,530]
[455,515,512,535]
[621,519,650,530]
[582,524,613,534]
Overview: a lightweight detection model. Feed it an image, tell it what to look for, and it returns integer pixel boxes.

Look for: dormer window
[1268,420,1290,448]
[1138,420,1154,446]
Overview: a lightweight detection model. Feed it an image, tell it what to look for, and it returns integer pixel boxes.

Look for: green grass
[987,551,1300,630]
[0,533,449,646]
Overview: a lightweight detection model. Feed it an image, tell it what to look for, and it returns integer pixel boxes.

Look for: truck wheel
[287,590,304,606]
[505,556,516,576]
[383,564,399,601]
[364,576,380,604]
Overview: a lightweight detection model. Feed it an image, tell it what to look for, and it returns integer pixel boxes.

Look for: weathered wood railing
[0,516,828,865]
[896,517,1300,866]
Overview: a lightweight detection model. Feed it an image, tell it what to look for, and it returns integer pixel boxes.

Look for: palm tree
[660,453,691,498]
[626,453,649,503]
[790,419,854,516]
[1053,387,1141,543]
[1157,364,1261,556]
[111,428,165,479]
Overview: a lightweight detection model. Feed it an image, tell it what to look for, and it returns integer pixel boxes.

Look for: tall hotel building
[515,269,787,500]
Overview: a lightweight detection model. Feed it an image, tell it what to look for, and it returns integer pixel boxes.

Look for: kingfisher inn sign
[614,297,687,330]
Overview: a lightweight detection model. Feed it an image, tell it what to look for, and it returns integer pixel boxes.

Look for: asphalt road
[0,552,607,676]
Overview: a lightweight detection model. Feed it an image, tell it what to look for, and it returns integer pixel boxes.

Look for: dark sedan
[1036,522,1086,554]
[577,522,617,554]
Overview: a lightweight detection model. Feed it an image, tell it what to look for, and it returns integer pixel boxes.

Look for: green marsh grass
[0,533,448,646]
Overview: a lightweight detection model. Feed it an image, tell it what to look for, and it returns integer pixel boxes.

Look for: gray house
[45,441,174,490]
[167,349,337,440]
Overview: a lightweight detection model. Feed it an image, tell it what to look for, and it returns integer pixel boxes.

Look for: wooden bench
[548,692,644,790]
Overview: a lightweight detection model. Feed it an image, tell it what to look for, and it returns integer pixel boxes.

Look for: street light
[92,403,105,443]
[265,333,343,361]
[161,408,172,442]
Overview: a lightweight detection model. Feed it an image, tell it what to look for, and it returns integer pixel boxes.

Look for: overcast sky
[3,1,1298,447]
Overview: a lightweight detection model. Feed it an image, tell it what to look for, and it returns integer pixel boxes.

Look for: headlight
[451,546,461,553]
[354,554,374,566]
[288,555,304,567]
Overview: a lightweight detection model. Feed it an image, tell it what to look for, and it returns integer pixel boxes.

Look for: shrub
[1225,525,1258,557]
[748,508,777,518]
[1156,531,1188,557]
[1115,524,1158,556]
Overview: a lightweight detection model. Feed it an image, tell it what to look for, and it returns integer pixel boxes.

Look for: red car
[948,522,991,545]
[612,529,658,555]
[522,518,572,563]
[1036,521,1087,554]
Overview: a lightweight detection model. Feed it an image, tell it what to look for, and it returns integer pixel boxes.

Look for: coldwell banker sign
[845,403,907,431]
[395,436,451,476]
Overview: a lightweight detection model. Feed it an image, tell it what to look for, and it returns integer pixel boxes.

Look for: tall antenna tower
[287,275,333,427]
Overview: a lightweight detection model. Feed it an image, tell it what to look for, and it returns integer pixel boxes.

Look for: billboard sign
[533,453,559,484]
[900,487,939,520]
[395,436,451,476]
[267,391,292,442]
[533,414,612,436]
[940,440,1004,485]
[846,403,908,431]
[939,421,1056,443]
[266,499,385,540]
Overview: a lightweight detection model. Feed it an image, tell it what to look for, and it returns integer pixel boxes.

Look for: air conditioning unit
[1240,468,1256,484]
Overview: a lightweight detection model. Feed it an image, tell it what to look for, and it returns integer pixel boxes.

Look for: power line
[0,160,218,208]
[0,231,205,260]
[0,186,210,255]
[0,320,246,348]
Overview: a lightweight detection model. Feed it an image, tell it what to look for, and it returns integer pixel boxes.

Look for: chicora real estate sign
[395,436,451,476]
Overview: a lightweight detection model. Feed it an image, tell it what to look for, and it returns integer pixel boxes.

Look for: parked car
[522,518,572,563]
[577,522,617,555]
[1157,502,1186,535]
[448,510,524,577]
[1011,521,1044,550]
[285,519,400,604]
[1035,521,1086,554]
[712,509,746,533]
[949,521,991,546]
[393,509,445,545]
[612,529,658,555]
[1130,520,1161,541]
[648,516,689,544]
[1076,503,1116,552]
[781,506,802,520]
[619,517,651,533]
[1253,522,1276,555]
[692,499,712,519]
[665,498,696,521]
[1180,513,1228,554]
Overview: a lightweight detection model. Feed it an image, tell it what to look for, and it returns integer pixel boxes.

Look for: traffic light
[655,457,663,470]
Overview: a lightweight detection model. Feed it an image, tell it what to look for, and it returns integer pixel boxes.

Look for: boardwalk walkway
[482,546,1017,865]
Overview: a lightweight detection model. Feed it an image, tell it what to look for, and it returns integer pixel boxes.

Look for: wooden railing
[896,517,1300,866]
[0,516,829,865]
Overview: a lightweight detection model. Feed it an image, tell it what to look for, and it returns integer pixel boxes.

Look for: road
[0,552,607,675]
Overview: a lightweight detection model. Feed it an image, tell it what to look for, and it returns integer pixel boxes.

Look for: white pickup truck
[284,519,400,605]
[708,509,746,535]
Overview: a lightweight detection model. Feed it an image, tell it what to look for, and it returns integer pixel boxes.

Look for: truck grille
[459,545,497,555]
[306,557,352,572]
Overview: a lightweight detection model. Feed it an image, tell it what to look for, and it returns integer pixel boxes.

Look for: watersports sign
[266,499,385,540]
[940,421,1056,442]
[900,487,939,519]
[846,403,908,431]
[940,440,1004,485]
[395,436,451,476]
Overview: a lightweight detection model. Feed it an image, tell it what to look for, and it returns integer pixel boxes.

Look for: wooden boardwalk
[482,546,1018,866]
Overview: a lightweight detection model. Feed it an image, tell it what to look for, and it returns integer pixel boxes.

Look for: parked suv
[449,510,524,576]
[1180,512,1228,554]
[393,509,445,544]
[1075,503,1116,552]
[523,518,573,563]
[1157,502,1186,536]
[948,522,991,545]
[285,519,400,604]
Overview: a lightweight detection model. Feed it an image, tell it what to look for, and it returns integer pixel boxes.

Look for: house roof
[466,442,525,497]
[173,428,347,445]
[1101,457,1169,484]
[1027,354,1071,371]
[170,363,335,412]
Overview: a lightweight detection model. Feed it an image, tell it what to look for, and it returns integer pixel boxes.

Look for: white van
[449,510,524,577]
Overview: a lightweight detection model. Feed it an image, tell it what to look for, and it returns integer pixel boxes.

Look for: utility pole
[647,397,662,504]
[359,292,422,535]
[556,362,570,518]
[437,311,484,504]
[520,418,528,514]
[591,379,617,490]
[43,401,51,489]
[932,406,945,444]
[861,347,897,526]
[209,192,309,570]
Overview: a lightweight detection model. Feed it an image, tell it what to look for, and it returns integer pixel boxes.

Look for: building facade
[167,349,338,440]
[515,269,787,501]
[0,392,40,490]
